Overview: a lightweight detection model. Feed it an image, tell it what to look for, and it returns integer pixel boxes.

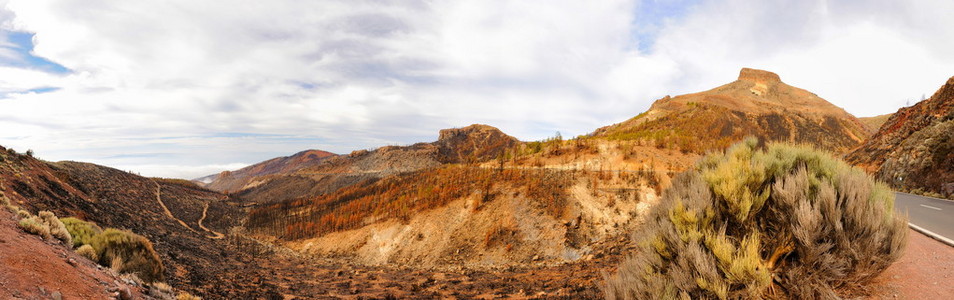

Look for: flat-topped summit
[738,67,781,84]
[593,68,869,154]
[435,124,519,163]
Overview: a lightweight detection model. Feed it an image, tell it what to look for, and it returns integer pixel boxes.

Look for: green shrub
[38,211,72,246]
[76,244,98,261]
[61,217,104,248]
[18,216,51,240]
[90,228,165,283]
[604,139,908,299]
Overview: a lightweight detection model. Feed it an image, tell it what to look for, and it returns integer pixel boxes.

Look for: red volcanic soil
[0,209,144,299]
[865,229,954,299]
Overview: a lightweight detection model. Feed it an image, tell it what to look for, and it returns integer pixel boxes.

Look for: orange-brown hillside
[199,149,337,192]
[846,76,954,197]
[593,68,869,154]
[211,124,519,204]
[859,113,894,133]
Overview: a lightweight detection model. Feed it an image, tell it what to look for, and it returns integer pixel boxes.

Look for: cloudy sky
[1,0,953,179]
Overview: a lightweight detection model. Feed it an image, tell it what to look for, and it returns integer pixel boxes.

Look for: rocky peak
[434,124,518,164]
[437,124,503,142]
[738,68,781,84]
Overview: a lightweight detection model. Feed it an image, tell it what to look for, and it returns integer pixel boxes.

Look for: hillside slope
[846,76,954,197]
[593,68,869,154]
[859,113,894,133]
[221,124,519,204]
[198,149,338,193]
[0,207,147,299]
[0,146,285,298]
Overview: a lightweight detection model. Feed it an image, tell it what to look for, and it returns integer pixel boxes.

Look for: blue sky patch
[1,31,70,74]
[632,0,700,52]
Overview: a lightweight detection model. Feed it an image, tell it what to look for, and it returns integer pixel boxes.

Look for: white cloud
[1,0,952,178]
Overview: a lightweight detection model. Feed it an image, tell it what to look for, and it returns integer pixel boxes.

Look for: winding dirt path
[198,202,225,239]
[153,180,199,234]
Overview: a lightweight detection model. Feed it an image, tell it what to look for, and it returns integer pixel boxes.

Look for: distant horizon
[2,0,953,179]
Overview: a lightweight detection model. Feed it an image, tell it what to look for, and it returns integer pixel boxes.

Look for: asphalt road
[895,192,954,242]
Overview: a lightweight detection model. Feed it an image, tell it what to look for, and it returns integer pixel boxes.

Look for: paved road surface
[895,192,954,242]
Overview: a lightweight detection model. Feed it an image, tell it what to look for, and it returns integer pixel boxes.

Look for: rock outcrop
[847,76,954,197]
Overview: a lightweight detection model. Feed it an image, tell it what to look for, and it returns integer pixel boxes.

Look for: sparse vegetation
[90,228,165,283]
[149,282,174,298]
[18,216,52,240]
[1,192,17,212]
[39,211,73,246]
[604,139,907,299]
[248,166,574,240]
[14,210,72,245]
[177,292,203,300]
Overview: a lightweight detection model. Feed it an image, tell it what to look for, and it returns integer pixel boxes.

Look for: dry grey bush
[39,211,73,246]
[604,139,907,299]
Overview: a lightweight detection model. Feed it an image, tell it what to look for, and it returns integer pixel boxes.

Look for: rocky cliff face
[435,124,520,163]
[593,68,869,154]
[847,76,954,197]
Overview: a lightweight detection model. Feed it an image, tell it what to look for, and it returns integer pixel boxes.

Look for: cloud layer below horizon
[1,0,953,179]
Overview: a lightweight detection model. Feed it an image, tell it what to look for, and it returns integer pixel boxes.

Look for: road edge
[897,192,954,202]
[909,223,954,247]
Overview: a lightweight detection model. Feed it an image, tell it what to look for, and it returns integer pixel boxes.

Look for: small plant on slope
[76,244,98,261]
[90,228,165,283]
[18,215,52,240]
[604,138,907,299]
[38,211,73,246]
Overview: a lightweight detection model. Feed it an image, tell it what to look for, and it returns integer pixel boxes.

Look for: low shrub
[16,209,31,219]
[90,228,165,283]
[1,194,17,212]
[149,282,174,299]
[604,139,908,299]
[177,292,202,300]
[76,244,98,261]
[61,217,104,248]
[18,216,51,240]
[38,211,72,246]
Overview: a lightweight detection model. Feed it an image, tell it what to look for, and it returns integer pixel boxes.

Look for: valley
[2,69,952,299]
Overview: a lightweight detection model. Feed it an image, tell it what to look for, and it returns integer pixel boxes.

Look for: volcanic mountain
[198,149,338,193]
[846,76,954,197]
[593,68,869,154]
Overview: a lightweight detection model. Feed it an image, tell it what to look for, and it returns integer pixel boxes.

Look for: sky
[1,0,953,179]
